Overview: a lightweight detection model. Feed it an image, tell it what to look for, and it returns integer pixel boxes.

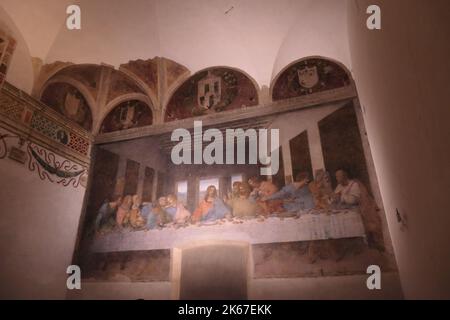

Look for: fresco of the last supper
[2,0,449,302]
[74,57,396,285]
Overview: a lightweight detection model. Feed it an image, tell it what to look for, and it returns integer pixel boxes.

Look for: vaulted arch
[99,97,153,134]
[270,56,353,102]
[163,66,260,122]
[40,80,94,132]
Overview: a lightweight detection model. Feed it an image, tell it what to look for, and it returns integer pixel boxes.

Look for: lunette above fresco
[164,67,259,122]
[100,100,153,134]
[41,82,93,132]
[272,57,352,101]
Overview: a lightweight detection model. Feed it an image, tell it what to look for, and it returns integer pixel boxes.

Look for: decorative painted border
[0,31,17,90]
[0,82,92,166]
[27,142,87,188]
[0,130,87,188]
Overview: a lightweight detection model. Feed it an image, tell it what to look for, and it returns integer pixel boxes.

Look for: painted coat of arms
[298,66,319,89]
[197,71,222,111]
[118,103,136,129]
[63,90,89,125]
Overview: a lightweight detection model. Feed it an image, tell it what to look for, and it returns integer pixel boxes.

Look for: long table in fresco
[90,209,366,253]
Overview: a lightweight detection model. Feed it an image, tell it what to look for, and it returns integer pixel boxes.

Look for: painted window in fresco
[41,82,93,131]
[165,68,258,122]
[272,58,351,101]
[100,100,153,133]
[198,177,220,201]
[231,174,243,185]
[176,180,188,206]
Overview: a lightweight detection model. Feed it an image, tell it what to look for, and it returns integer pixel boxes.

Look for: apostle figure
[263,172,315,213]
[226,182,262,219]
[116,195,133,227]
[166,194,191,225]
[306,169,335,263]
[333,169,385,251]
[248,176,263,201]
[229,181,242,200]
[333,169,361,208]
[129,195,146,229]
[192,185,230,223]
[309,169,333,210]
[163,196,177,223]
[260,179,278,198]
[248,176,283,215]
[258,179,284,215]
[94,196,122,233]
[144,197,169,230]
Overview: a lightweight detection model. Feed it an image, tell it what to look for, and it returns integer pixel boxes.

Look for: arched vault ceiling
[0,0,350,90]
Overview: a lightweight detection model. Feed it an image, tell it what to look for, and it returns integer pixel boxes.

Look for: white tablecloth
[90,210,366,253]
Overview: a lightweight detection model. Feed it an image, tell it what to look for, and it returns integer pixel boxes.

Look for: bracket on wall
[396,208,408,231]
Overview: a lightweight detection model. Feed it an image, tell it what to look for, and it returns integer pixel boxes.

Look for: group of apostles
[94,168,385,257]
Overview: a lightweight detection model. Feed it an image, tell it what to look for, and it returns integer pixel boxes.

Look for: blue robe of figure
[267,184,315,212]
[202,198,230,222]
[142,204,160,230]
[140,203,151,219]
[165,206,177,222]
[94,202,115,230]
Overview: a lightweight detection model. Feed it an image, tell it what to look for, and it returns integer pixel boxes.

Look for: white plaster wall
[1,0,351,88]
[0,0,72,60]
[44,0,161,67]
[347,0,450,299]
[272,0,351,82]
[0,144,86,299]
[43,0,310,87]
[66,273,402,300]
[67,281,172,300]
[250,272,403,300]
[155,0,310,87]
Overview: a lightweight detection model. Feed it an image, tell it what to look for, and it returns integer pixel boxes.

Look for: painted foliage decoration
[272,58,351,101]
[0,129,87,188]
[100,100,153,134]
[28,112,90,156]
[165,68,258,122]
[27,142,87,187]
[41,82,93,131]
[0,30,16,89]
